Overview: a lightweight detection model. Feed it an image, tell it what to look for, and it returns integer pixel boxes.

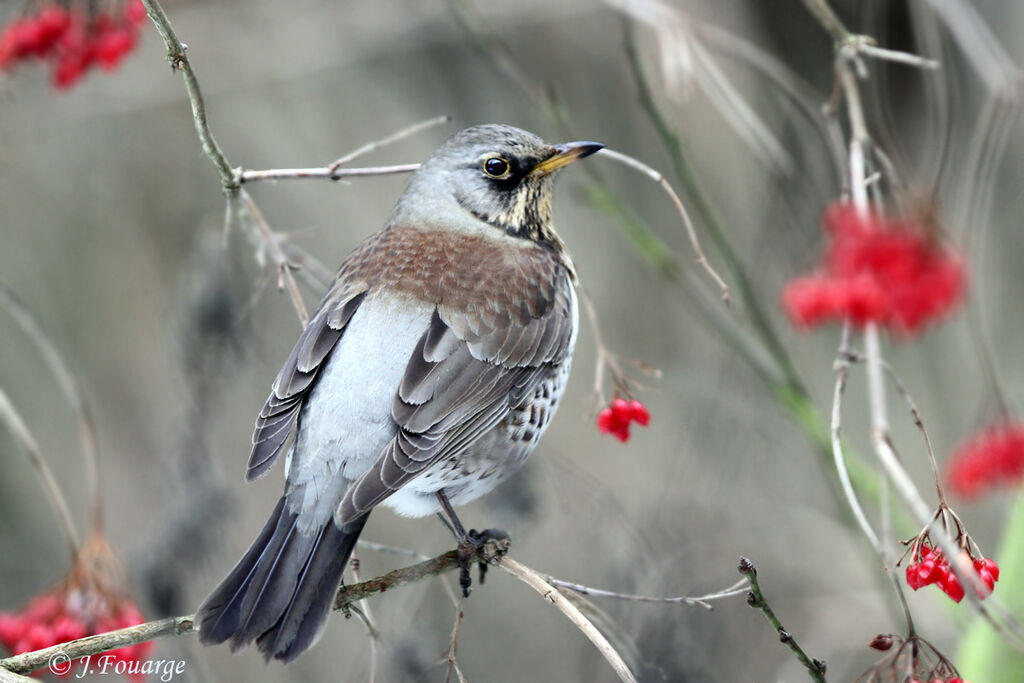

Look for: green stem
[956,492,1024,682]
[739,558,828,682]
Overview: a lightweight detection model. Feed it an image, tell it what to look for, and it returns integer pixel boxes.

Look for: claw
[457,528,510,597]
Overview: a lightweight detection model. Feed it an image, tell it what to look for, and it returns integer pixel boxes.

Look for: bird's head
[393,124,603,250]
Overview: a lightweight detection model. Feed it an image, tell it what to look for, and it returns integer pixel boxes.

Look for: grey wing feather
[247,291,367,481]
[336,275,574,523]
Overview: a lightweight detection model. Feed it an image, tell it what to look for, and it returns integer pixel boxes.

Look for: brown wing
[336,267,575,523]
[246,284,368,482]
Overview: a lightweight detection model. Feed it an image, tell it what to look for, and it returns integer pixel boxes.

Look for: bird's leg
[434,490,509,597]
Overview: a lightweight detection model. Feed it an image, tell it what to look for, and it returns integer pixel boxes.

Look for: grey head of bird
[389,124,603,255]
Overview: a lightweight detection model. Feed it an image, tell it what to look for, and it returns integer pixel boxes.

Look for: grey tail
[195,497,369,662]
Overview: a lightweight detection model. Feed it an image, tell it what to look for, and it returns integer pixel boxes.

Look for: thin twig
[328,115,449,171]
[547,578,748,611]
[237,163,421,185]
[597,148,729,301]
[347,553,379,683]
[236,190,309,326]
[738,558,827,683]
[856,42,940,70]
[0,388,80,555]
[800,0,851,42]
[830,325,881,552]
[139,0,235,194]
[0,284,102,531]
[497,557,638,683]
[442,597,466,683]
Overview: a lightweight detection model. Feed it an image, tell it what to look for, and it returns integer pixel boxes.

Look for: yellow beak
[530,141,605,176]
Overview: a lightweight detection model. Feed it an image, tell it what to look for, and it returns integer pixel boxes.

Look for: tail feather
[257,520,363,661]
[196,496,368,662]
[196,497,286,645]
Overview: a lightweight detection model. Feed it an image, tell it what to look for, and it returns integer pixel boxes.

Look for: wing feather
[246,291,367,481]
[336,269,574,523]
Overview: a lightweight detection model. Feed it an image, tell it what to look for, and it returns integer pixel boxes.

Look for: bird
[194,124,603,663]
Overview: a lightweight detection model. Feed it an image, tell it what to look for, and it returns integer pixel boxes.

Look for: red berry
[983,558,999,581]
[940,570,965,603]
[24,595,59,621]
[35,5,72,53]
[782,201,966,334]
[94,28,136,69]
[51,615,86,643]
[627,400,650,426]
[52,51,89,89]
[0,613,24,647]
[905,563,925,590]
[24,622,54,651]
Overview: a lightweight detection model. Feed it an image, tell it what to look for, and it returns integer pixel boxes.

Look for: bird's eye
[483,157,510,178]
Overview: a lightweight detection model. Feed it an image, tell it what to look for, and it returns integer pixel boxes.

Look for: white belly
[286,292,433,530]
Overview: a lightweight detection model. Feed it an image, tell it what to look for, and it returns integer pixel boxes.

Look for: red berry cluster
[596,398,650,443]
[946,421,1024,499]
[0,594,152,680]
[782,202,966,334]
[904,542,999,603]
[0,532,153,680]
[909,678,966,683]
[0,0,146,89]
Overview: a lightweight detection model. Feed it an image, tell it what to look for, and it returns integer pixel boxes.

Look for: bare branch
[597,148,729,301]
[333,539,510,613]
[328,115,449,171]
[139,0,235,194]
[738,558,827,683]
[831,325,881,552]
[237,163,421,185]
[0,616,195,677]
[547,577,748,611]
[236,190,309,327]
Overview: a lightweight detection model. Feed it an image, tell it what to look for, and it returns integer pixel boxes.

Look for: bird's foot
[457,528,510,598]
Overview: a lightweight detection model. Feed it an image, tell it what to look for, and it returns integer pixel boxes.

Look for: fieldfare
[195,124,602,662]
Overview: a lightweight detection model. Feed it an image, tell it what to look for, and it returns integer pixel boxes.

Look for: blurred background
[2,0,1022,680]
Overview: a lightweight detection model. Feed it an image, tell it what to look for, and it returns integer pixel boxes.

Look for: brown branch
[333,539,510,612]
[140,0,235,195]
[0,616,195,677]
